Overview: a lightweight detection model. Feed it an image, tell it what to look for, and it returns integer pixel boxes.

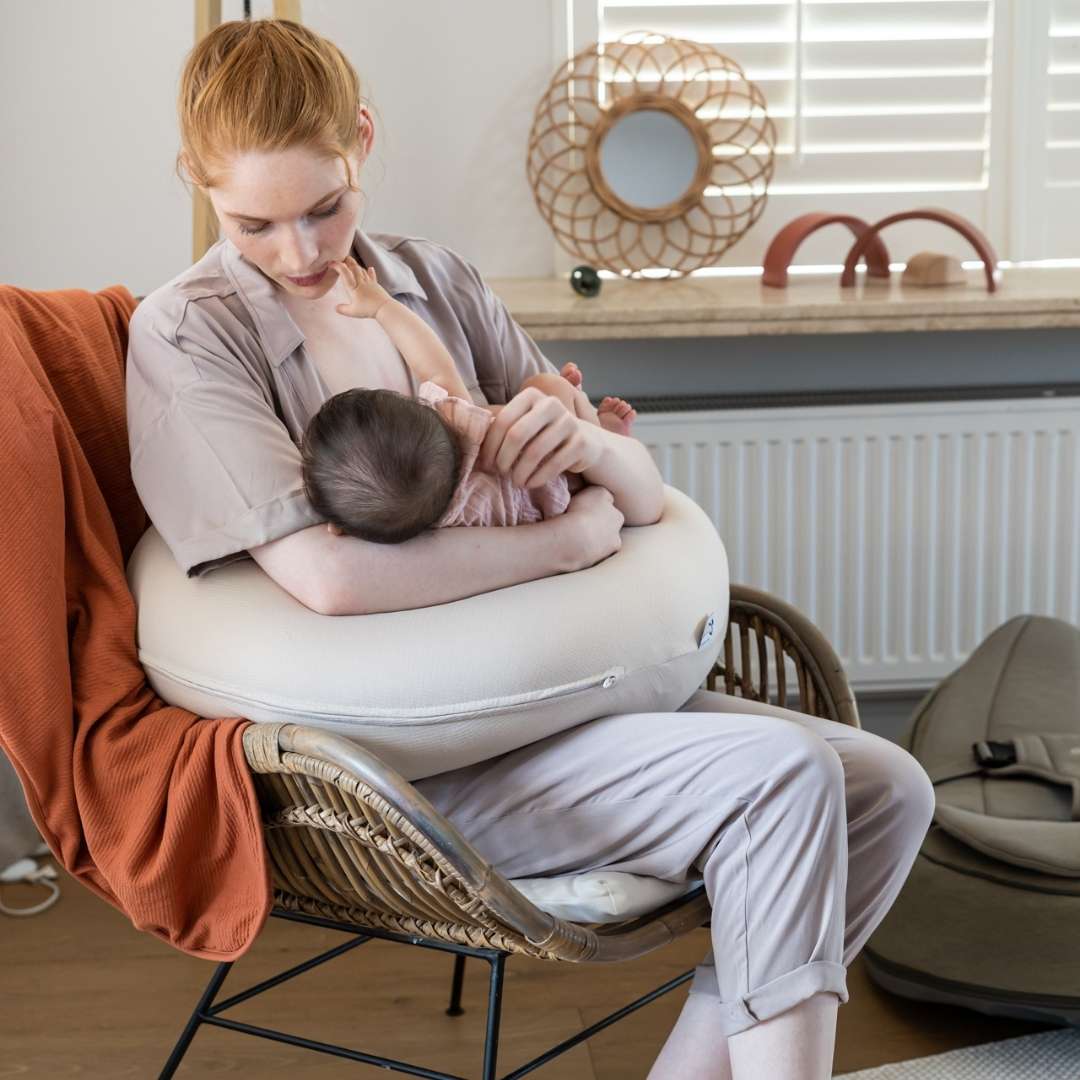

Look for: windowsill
[485,266,1080,341]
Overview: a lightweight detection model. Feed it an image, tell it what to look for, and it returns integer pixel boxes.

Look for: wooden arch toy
[761,213,891,289]
[840,208,999,293]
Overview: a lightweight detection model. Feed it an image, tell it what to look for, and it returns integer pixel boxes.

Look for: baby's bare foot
[597,395,637,436]
[560,362,583,389]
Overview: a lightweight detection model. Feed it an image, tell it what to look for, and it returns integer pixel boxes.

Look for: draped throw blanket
[0,284,270,959]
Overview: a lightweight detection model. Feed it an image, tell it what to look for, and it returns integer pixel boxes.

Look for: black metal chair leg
[481,954,505,1080]
[446,954,467,1016]
[158,961,233,1079]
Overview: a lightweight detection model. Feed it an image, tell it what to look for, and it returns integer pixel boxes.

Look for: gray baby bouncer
[865,614,1080,1027]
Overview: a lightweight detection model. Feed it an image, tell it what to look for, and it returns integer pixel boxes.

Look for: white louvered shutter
[1045,0,1080,257]
[599,1,995,268]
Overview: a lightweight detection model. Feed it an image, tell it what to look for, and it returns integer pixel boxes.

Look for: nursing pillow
[127,484,729,782]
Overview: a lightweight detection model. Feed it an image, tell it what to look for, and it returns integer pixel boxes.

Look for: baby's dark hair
[300,388,463,544]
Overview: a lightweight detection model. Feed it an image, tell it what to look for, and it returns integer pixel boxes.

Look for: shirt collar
[220,226,430,367]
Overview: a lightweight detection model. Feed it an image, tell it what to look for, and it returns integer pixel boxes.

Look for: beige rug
[836,1027,1080,1078]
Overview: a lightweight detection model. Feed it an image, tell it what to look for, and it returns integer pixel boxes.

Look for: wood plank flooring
[0,870,1057,1078]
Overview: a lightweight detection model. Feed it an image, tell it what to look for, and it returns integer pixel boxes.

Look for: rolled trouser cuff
[688,959,849,1038]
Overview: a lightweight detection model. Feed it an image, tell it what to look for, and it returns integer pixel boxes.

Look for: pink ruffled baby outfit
[417,379,581,528]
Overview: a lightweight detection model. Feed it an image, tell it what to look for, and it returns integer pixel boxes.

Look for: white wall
[2,1,194,294]
[0,0,560,295]
[306,0,558,278]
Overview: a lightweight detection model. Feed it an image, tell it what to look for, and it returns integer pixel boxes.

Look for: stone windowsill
[485,266,1080,342]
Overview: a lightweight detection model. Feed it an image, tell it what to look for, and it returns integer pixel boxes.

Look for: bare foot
[560,361,583,389]
[597,395,638,436]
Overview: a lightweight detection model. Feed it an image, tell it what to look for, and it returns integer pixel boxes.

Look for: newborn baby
[300,257,638,544]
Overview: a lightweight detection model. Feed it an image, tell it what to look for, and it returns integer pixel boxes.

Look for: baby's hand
[330,255,393,319]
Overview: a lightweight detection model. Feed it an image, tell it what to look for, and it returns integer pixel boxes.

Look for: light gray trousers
[413,688,937,1039]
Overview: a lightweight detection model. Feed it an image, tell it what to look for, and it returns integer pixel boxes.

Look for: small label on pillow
[698,612,717,650]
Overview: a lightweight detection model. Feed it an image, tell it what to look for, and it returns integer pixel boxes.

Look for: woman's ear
[327,522,345,536]
[356,105,375,162]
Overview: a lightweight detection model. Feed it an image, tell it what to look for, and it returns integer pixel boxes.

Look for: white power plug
[0,857,60,915]
[0,857,37,883]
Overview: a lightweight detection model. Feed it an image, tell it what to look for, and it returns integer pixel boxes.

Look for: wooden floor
[0,870,1058,1078]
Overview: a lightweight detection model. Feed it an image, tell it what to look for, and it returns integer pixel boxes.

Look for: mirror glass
[599,109,701,210]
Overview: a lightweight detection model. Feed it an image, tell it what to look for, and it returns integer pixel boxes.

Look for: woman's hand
[329,256,393,319]
[476,386,604,489]
[556,485,625,571]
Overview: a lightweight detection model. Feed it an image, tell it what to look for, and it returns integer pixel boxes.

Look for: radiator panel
[636,398,1080,691]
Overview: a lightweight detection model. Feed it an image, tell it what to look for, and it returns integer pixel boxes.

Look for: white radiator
[636,396,1080,693]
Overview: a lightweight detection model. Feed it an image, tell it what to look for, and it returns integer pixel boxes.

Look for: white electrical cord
[0,856,61,917]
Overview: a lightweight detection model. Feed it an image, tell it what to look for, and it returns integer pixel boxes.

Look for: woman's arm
[575,423,665,526]
[249,485,624,615]
[477,387,665,526]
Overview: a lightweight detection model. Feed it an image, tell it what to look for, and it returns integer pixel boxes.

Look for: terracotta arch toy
[762,212,891,289]
[840,208,998,293]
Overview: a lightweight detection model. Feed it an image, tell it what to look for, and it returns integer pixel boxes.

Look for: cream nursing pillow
[127,485,729,782]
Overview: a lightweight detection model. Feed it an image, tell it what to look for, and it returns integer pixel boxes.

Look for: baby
[300,256,638,543]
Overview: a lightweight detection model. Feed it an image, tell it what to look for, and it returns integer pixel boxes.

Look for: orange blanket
[0,284,270,960]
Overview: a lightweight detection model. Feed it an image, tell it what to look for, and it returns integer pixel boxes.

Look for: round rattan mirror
[527,31,777,280]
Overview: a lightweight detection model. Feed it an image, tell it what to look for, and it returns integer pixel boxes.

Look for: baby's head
[300,388,463,543]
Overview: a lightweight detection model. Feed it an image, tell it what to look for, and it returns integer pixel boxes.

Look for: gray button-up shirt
[126,228,558,577]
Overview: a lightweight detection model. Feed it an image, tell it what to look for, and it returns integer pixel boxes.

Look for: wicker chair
[160,583,859,1079]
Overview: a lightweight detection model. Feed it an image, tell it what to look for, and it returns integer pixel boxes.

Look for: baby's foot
[597,395,638,436]
[560,362,583,389]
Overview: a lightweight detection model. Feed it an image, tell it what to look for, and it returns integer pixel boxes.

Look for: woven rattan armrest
[716,584,860,729]
[243,722,710,963]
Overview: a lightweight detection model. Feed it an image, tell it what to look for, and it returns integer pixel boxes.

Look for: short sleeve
[125,301,323,577]
[416,378,493,451]
[452,253,560,403]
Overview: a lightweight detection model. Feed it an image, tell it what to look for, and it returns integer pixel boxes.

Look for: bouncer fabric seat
[127,484,729,783]
[864,614,1080,1026]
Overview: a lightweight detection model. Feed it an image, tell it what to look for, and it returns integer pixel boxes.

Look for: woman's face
[206,134,369,300]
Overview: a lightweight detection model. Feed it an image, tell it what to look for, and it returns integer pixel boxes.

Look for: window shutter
[599,1,995,268]
[1045,0,1080,256]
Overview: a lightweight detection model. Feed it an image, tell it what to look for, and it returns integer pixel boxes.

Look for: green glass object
[570,265,602,298]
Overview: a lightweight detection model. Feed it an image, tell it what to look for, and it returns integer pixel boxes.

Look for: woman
[126,19,935,1079]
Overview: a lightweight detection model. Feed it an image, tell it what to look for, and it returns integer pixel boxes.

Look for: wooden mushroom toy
[902,251,966,288]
